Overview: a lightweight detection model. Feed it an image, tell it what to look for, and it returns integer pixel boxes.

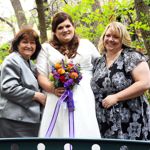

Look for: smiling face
[104,27,122,52]
[17,36,36,60]
[54,19,75,44]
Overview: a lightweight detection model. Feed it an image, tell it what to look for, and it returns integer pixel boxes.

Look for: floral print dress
[91,48,150,140]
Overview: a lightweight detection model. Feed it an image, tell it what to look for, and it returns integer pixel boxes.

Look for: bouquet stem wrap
[45,89,75,138]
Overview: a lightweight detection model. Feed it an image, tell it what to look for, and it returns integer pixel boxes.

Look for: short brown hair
[10,28,41,60]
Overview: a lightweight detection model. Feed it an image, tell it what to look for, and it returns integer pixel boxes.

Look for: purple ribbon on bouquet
[45,89,75,138]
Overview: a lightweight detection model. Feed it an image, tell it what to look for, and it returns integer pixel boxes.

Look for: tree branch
[0,17,13,28]
[63,0,68,4]
[0,17,16,35]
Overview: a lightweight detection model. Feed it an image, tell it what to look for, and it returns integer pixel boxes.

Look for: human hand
[53,87,65,97]
[102,94,118,109]
[33,92,47,106]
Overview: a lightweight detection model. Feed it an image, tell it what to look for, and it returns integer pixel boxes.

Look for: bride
[36,12,101,139]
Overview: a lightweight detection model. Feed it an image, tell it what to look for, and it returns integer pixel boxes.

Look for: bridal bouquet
[49,59,82,89]
[46,59,82,138]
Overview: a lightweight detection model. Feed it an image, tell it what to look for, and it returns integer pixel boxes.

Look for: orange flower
[57,68,65,74]
[55,63,62,69]
[69,72,78,79]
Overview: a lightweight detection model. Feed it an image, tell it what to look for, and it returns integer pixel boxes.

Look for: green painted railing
[0,138,150,150]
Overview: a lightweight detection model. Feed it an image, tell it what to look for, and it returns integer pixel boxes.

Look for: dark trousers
[0,118,40,138]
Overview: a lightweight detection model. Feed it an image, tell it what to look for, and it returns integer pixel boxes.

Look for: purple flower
[53,73,60,80]
[64,79,74,88]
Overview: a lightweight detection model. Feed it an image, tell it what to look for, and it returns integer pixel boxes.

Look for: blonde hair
[98,22,132,53]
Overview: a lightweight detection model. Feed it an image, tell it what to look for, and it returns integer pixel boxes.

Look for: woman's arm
[37,73,53,93]
[102,61,150,108]
[37,73,65,97]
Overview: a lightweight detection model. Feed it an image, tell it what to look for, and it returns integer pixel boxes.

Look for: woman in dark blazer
[0,28,46,137]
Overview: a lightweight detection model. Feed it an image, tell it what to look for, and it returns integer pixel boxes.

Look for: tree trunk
[35,0,47,43]
[92,0,101,46]
[134,0,150,65]
[10,0,27,29]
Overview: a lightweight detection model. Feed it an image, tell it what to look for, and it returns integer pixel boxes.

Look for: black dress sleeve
[123,48,148,73]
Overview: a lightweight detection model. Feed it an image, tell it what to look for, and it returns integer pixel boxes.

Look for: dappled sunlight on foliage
[0,42,10,64]
[62,0,149,55]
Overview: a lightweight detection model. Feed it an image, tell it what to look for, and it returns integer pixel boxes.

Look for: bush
[0,42,10,64]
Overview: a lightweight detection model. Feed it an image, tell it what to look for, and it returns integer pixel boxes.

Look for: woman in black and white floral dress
[91,21,150,140]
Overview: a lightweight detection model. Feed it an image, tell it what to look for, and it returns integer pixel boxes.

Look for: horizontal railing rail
[0,138,150,150]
